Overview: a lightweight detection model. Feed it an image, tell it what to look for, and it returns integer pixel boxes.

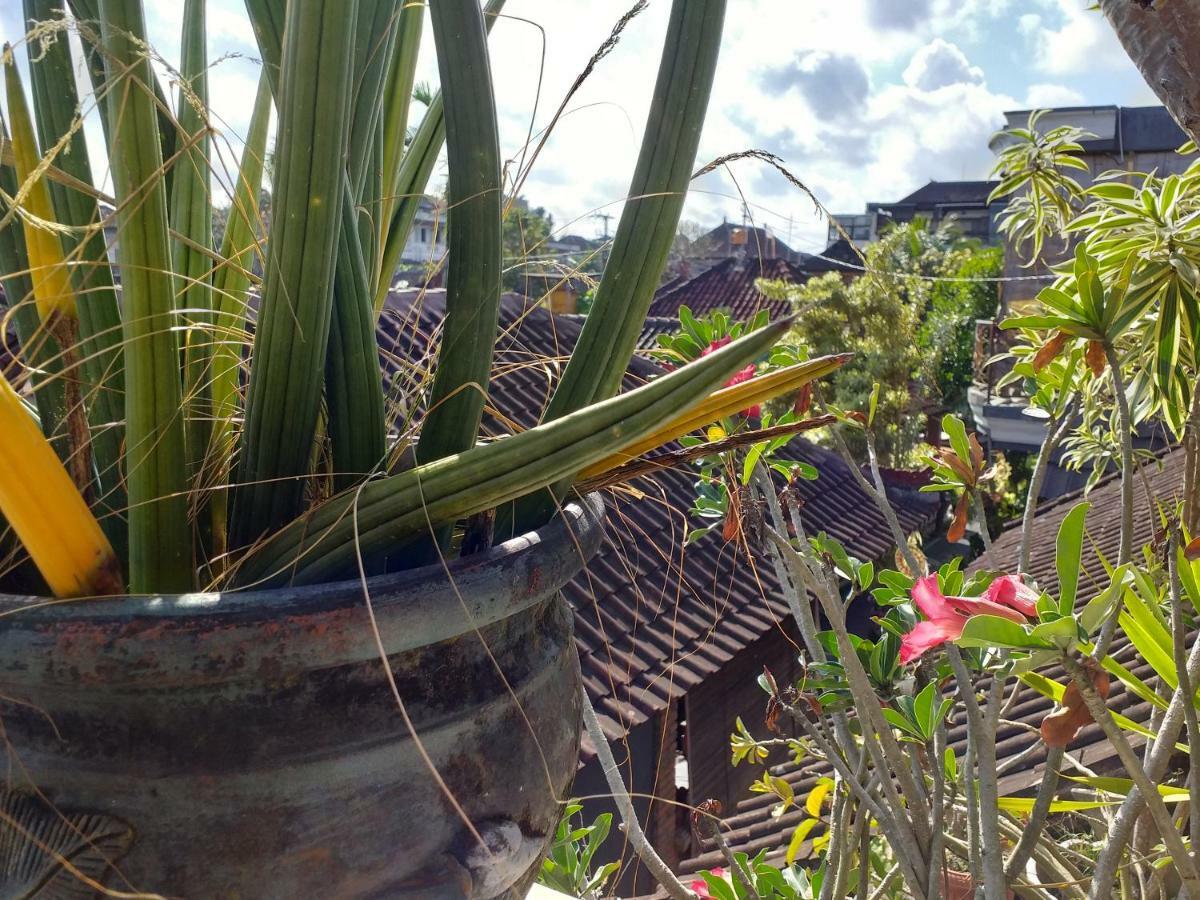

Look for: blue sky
[2,1,1159,254]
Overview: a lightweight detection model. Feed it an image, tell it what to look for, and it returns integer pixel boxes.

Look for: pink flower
[900,574,1036,664]
[702,339,760,417]
[984,574,1040,618]
[691,868,728,899]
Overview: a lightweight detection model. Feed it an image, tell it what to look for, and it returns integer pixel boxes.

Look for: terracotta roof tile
[646,257,799,323]
[376,289,938,755]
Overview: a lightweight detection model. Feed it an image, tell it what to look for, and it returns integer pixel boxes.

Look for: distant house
[376,290,939,893]
[970,106,1194,469]
[699,222,800,262]
[398,196,447,265]
[989,105,1194,311]
[828,179,1003,250]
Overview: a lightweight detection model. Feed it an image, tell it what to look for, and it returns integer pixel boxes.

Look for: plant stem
[823,412,922,575]
[755,468,827,662]
[1107,345,1134,567]
[1185,381,1200,536]
[1087,620,1200,898]
[579,687,695,900]
[1018,402,1076,573]
[1062,653,1200,895]
[973,491,992,552]
[1169,532,1200,872]
[948,648,1004,897]
[1003,745,1064,881]
[926,715,948,900]
[782,698,926,898]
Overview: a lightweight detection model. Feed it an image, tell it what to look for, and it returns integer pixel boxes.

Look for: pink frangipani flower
[900,574,1037,664]
[691,867,728,899]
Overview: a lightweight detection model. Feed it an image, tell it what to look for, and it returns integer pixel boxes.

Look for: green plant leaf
[1055,501,1089,614]
[942,413,971,470]
[956,615,1053,651]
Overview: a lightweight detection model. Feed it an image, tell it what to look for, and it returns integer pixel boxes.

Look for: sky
[1,1,1160,254]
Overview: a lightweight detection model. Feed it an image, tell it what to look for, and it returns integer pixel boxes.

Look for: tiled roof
[799,239,861,274]
[376,290,938,750]
[701,223,797,260]
[646,257,800,323]
[679,447,1184,874]
[891,180,999,207]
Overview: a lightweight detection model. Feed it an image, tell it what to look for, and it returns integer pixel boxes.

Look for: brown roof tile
[646,257,800,323]
[377,290,938,752]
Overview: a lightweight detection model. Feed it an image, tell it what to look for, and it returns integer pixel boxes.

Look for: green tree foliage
[502,198,554,293]
[761,221,995,464]
[921,246,1002,417]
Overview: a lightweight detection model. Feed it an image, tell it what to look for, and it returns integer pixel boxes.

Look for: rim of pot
[0,494,605,686]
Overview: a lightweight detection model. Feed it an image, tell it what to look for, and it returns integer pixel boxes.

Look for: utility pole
[593,212,613,269]
[593,211,612,240]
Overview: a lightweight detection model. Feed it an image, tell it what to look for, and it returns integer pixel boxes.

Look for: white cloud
[761,52,871,120]
[903,39,984,91]
[0,0,1158,256]
[1024,82,1086,108]
[1021,0,1127,75]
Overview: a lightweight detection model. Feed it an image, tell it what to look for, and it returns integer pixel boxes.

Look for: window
[420,227,428,243]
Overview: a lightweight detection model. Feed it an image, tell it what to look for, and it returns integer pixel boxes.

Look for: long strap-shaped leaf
[231,0,359,548]
[372,0,505,313]
[327,174,386,490]
[241,0,388,506]
[243,0,388,501]
[23,0,127,551]
[347,0,399,207]
[232,317,791,588]
[511,0,725,533]
[69,0,179,196]
[99,0,192,593]
[0,123,65,447]
[545,0,725,417]
[170,0,215,508]
[413,0,502,467]
[375,0,424,280]
[2,46,97,502]
[209,72,270,560]
[0,370,121,597]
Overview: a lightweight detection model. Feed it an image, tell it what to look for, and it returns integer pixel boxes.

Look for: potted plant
[0,0,844,894]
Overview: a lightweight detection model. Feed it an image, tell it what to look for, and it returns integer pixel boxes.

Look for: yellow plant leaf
[806,778,833,817]
[582,353,849,477]
[786,818,820,865]
[0,374,120,597]
[2,50,77,323]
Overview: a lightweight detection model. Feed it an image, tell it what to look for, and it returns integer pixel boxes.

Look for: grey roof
[874,180,999,210]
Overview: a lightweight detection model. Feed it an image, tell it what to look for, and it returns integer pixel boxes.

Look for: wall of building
[685,623,807,816]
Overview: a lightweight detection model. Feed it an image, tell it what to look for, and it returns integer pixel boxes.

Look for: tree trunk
[1100,0,1200,144]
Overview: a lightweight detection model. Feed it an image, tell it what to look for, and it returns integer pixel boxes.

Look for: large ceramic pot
[0,495,604,899]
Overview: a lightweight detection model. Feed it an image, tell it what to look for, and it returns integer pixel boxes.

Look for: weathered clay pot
[0,495,603,899]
